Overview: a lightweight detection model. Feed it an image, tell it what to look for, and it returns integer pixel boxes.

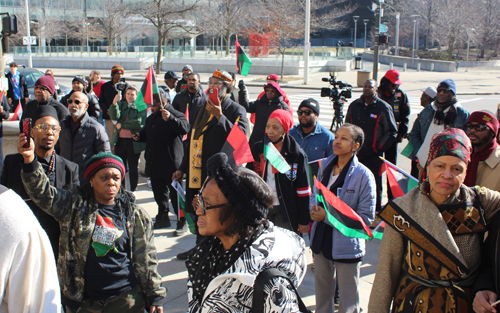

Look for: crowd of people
[1,62,500,313]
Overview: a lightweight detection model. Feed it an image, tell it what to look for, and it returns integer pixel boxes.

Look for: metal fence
[9,45,354,61]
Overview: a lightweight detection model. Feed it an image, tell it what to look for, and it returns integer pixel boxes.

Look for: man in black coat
[175,64,193,94]
[5,62,29,113]
[20,73,69,132]
[172,72,206,128]
[98,65,131,147]
[239,80,290,147]
[133,90,190,232]
[172,69,248,259]
[60,75,101,119]
[1,106,79,257]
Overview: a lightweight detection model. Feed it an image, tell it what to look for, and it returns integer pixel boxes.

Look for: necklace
[336,162,343,172]
[47,151,56,173]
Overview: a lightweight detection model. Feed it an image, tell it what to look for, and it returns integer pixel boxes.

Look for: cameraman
[98,65,131,148]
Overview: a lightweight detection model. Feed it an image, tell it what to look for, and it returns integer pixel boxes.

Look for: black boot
[154,214,171,229]
[174,218,188,236]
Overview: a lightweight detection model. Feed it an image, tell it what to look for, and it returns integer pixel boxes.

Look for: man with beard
[59,91,111,185]
[172,69,248,260]
[172,72,206,128]
[175,64,193,94]
[377,70,410,200]
[289,98,335,162]
[60,75,101,119]
[463,111,500,190]
[238,81,290,148]
[21,73,69,131]
[89,70,105,99]
[411,79,470,179]
[346,79,397,213]
[132,90,189,231]
[2,106,79,257]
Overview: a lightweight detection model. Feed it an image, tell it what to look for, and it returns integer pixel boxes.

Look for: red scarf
[464,140,498,187]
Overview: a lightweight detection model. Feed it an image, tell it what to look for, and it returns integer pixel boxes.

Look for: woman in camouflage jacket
[18,138,166,313]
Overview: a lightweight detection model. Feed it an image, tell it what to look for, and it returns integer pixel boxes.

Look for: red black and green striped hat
[111,65,124,74]
[84,153,125,180]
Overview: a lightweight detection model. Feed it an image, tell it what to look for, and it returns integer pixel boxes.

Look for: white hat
[422,86,437,98]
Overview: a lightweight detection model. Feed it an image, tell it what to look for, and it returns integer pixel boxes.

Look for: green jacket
[109,100,147,154]
[21,160,166,309]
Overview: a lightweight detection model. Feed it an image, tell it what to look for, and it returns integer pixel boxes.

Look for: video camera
[320,72,352,131]
[115,77,127,92]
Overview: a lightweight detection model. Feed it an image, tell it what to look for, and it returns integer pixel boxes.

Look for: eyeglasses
[265,89,277,93]
[208,80,223,86]
[437,88,451,94]
[465,123,490,133]
[33,123,61,133]
[197,191,230,214]
[34,86,49,92]
[67,99,86,105]
[297,109,313,116]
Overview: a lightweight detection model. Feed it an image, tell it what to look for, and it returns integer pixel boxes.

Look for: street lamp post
[353,16,359,53]
[395,12,400,56]
[363,19,368,50]
[466,28,475,72]
[411,15,419,68]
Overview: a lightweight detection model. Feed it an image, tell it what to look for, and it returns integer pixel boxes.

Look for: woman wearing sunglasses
[18,143,166,312]
[410,79,470,179]
[249,109,311,234]
[186,152,307,313]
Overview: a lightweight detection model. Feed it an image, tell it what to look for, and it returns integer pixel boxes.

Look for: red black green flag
[221,119,254,165]
[379,158,419,198]
[314,179,373,240]
[136,66,159,112]
[235,37,252,76]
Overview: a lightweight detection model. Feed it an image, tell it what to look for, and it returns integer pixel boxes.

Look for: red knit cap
[466,111,499,136]
[35,73,56,95]
[268,109,293,133]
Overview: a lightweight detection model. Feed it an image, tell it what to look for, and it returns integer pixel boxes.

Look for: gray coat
[59,112,111,184]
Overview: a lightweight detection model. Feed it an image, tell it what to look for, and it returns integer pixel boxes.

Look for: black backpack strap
[252,267,310,313]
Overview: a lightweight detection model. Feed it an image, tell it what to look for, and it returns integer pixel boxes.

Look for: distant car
[3,67,71,101]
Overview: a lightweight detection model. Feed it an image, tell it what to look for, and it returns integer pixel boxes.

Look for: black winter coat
[6,72,29,106]
[136,103,190,178]
[180,97,248,213]
[378,87,410,137]
[239,89,290,147]
[98,81,131,120]
[345,95,398,162]
[60,90,101,120]
[21,97,69,132]
[59,113,111,184]
[250,135,311,231]
[172,87,206,128]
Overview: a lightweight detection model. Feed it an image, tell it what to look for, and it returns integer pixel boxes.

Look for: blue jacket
[289,123,335,162]
[310,154,376,259]
[410,103,470,157]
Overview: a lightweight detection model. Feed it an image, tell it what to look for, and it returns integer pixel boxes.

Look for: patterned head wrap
[211,69,232,83]
[427,128,472,165]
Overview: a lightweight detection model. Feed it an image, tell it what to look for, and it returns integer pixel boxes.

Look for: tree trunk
[156,32,163,74]
[280,48,285,80]
[226,30,231,56]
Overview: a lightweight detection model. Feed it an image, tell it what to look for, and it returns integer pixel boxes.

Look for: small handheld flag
[221,118,254,165]
[136,66,159,112]
[235,36,252,76]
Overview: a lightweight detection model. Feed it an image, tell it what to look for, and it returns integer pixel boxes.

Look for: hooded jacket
[187,223,307,313]
[20,160,167,310]
[251,134,311,230]
[239,87,290,147]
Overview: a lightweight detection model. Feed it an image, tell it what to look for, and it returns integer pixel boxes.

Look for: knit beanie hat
[467,111,499,136]
[111,65,124,75]
[206,153,269,226]
[84,153,125,181]
[72,75,86,86]
[299,98,320,116]
[268,109,293,133]
[437,79,457,95]
[35,73,56,95]
[33,105,59,124]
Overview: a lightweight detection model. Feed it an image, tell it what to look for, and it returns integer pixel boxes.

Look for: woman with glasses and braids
[186,152,307,313]
[410,79,470,179]
[369,128,500,313]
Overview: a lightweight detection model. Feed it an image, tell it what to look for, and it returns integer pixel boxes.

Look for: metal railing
[9,45,354,61]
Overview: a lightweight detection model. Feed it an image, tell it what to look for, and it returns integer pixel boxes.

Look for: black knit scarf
[433,98,457,125]
[186,222,267,311]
